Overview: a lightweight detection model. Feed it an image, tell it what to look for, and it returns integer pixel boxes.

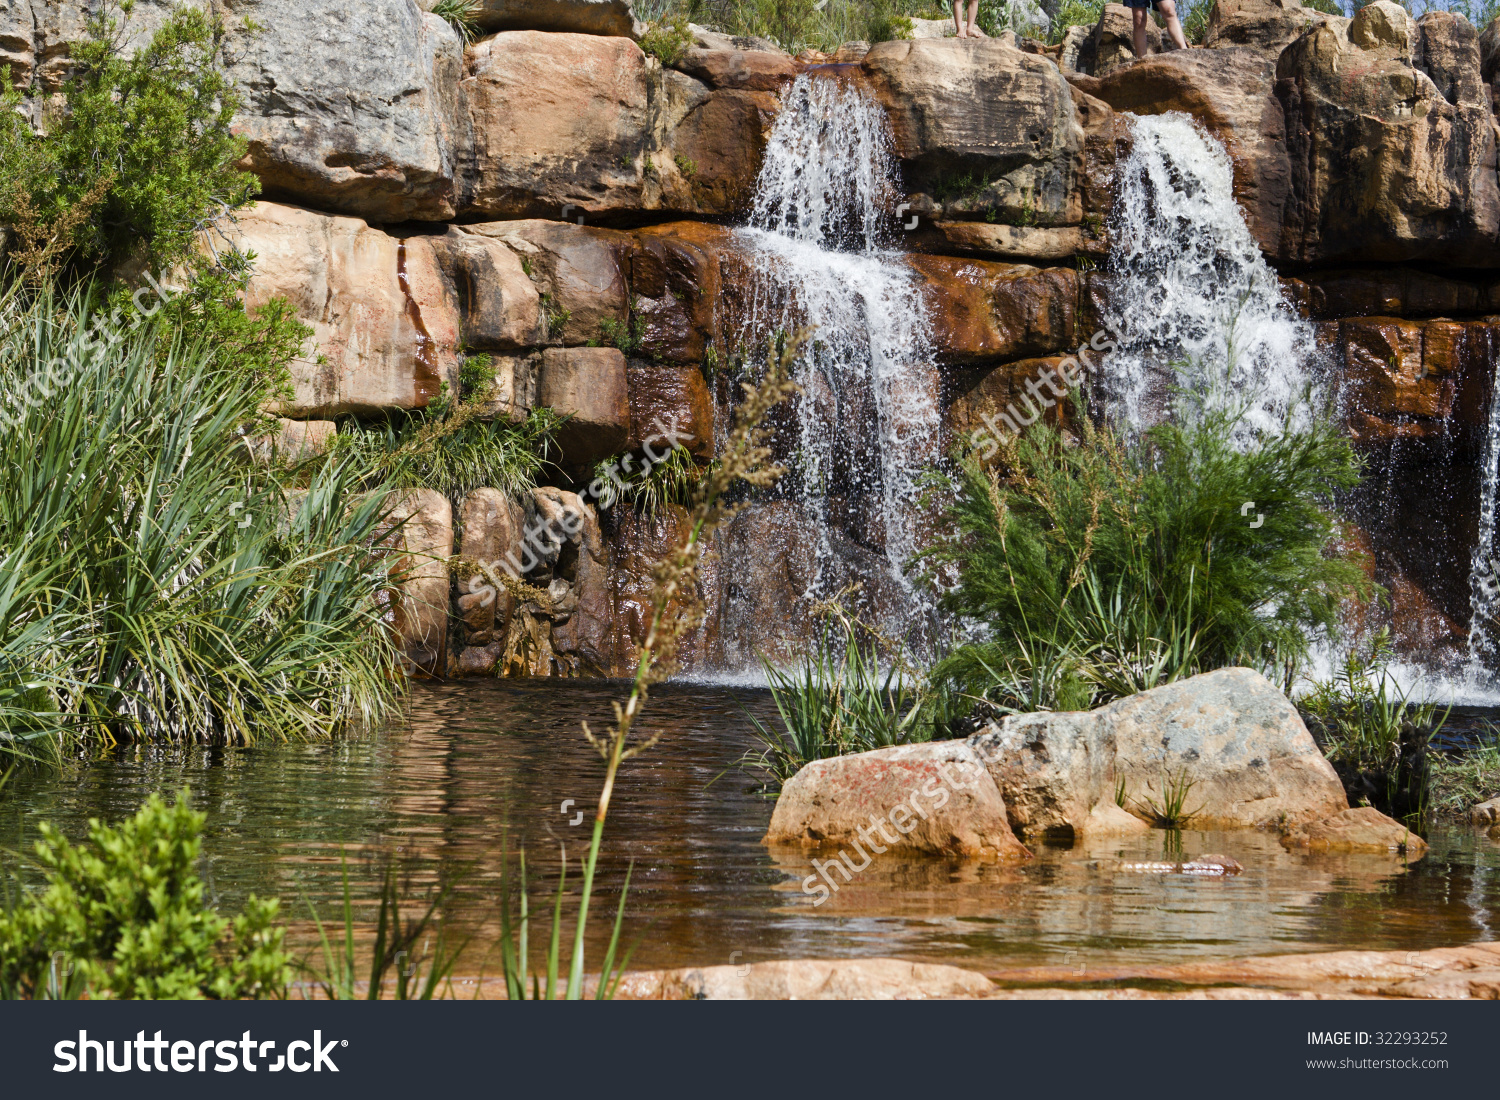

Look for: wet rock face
[536,347,630,470]
[1070,48,1291,257]
[968,668,1350,836]
[458,0,642,38]
[764,741,1033,861]
[911,258,1078,364]
[1275,2,1500,265]
[383,490,455,678]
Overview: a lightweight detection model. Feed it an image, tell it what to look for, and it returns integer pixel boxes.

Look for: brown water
[3,680,1498,976]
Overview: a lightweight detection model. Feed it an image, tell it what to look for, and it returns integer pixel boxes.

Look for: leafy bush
[640,15,696,63]
[592,445,711,516]
[0,790,288,999]
[0,290,403,753]
[431,0,485,44]
[924,400,1370,715]
[0,4,255,281]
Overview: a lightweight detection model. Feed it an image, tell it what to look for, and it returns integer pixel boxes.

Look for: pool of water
[3,680,1498,977]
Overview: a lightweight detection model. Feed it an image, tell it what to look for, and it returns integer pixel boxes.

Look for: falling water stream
[729,75,942,640]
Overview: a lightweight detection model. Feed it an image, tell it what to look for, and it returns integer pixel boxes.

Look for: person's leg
[1156,0,1190,50]
[952,0,968,36]
[967,0,987,36]
[1131,6,1150,56]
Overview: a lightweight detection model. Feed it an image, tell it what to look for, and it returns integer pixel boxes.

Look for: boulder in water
[1280,806,1429,856]
[1471,797,1500,825]
[968,668,1350,837]
[763,741,1032,861]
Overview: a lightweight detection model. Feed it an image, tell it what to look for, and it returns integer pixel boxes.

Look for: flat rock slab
[1281,806,1429,856]
[611,958,998,1000]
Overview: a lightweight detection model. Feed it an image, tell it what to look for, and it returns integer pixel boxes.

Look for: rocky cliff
[10,0,1494,675]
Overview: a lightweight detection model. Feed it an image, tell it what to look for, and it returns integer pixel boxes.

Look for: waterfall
[1103,113,1324,442]
[1464,368,1500,684]
[729,75,942,642]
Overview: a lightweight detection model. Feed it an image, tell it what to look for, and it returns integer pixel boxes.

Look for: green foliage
[747,619,925,784]
[0,5,256,281]
[333,400,562,501]
[1049,0,1106,39]
[1301,628,1446,819]
[867,0,917,41]
[309,855,463,1000]
[652,0,946,52]
[594,307,648,355]
[0,290,403,753]
[431,0,485,44]
[674,154,699,178]
[592,445,710,515]
[1427,737,1500,818]
[0,790,288,999]
[925,397,1370,716]
[1131,767,1202,827]
[640,15,695,64]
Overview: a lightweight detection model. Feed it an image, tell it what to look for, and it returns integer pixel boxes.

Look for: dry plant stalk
[561,331,803,998]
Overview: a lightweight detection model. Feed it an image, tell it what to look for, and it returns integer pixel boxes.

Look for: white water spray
[733,76,942,619]
[1104,114,1323,441]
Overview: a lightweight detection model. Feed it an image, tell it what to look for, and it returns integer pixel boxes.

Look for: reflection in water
[2,681,1498,975]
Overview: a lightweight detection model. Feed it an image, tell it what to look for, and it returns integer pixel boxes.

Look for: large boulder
[221,0,467,223]
[968,667,1350,836]
[909,257,1078,364]
[233,202,461,417]
[763,741,1033,861]
[537,347,630,469]
[1203,0,1328,58]
[611,958,996,1000]
[1069,48,1291,258]
[1275,2,1500,265]
[2,0,213,92]
[858,38,1087,228]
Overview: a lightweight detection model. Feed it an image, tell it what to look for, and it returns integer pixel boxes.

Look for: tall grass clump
[1301,629,1446,820]
[0,290,404,755]
[924,394,1370,717]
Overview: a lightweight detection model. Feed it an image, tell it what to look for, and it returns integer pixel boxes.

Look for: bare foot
[968,23,988,37]
[954,26,968,37]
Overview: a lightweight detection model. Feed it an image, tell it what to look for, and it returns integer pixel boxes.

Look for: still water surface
[3,681,1498,976]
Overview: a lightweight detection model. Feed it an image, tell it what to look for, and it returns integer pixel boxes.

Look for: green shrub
[924,399,1370,715]
[0,290,404,752]
[0,790,288,999]
[0,4,255,282]
[640,15,695,64]
[431,0,485,44]
[592,445,710,515]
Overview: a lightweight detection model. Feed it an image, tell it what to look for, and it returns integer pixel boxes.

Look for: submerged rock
[1280,806,1429,855]
[968,668,1349,837]
[1472,796,1500,825]
[763,741,1032,861]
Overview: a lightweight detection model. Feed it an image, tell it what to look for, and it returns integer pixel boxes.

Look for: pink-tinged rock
[764,741,1032,861]
[1280,806,1429,856]
[233,202,459,417]
[611,958,996,1000]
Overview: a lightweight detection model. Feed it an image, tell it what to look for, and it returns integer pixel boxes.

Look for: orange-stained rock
[765,741,1033,861]
[428,227,543,352]
[629,222,735,363]
[460,31,655,219]
[604,505,708,674]
[1281,806,1429,856]
[626,361,715,457]
[464,0,641,37]
[946,356,1075,455]
[1302,268,1493,318]
[910,256,1078,364]
[667,88,779,216]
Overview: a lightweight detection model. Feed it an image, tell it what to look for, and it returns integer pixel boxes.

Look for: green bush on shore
[0,790,288,1000]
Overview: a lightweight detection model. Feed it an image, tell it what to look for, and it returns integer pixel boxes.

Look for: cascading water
[728,75,943,644]
[1103,113,1324,441]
